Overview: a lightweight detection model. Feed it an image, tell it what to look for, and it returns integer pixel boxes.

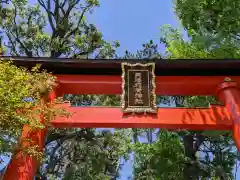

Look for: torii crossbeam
[2,57,240,180]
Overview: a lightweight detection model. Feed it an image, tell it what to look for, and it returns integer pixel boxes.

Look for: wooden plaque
[121,62,157,113]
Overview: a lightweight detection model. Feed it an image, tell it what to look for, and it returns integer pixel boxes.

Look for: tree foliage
[173,0,240,41]
[133,130,186,180]
[123,22,239,180]
[0,0,119,58]
[0,0,240,179]
[0,59,68,163]
[158,24,238,179]
[0,0,124,179]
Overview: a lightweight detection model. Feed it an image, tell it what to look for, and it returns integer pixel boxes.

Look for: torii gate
[2,57,240,180]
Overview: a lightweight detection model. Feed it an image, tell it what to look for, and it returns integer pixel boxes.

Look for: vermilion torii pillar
[217,81,240,150]
[2,89,57,180]
[2,57,240,179]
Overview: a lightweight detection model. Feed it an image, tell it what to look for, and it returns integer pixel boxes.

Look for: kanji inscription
[121,62,157,113]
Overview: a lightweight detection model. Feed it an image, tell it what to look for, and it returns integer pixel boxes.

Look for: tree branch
[45,129,95,146]
[61,0,67,8]
[58,0,68,16]
[65,0,81,19]
[12,3,32,57]
[64,5,89,39]
[5,32,19,56]
[37,0,55,32]
[53,0,60,25]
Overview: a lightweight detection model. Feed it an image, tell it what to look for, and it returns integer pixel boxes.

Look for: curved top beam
[1,56,240,75]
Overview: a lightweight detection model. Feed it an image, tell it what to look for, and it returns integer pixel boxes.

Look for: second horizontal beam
[51,105,232,130]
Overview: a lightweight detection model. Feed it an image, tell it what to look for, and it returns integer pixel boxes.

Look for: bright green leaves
[183,96,219,108]
[156,10,240,177]
[2,1,46,56]
[1,0,117,58]
[0,60,68,162]
[86,0,100,7]
[159,24,240,59]
[133,130,186,180]
[173,0,240,40]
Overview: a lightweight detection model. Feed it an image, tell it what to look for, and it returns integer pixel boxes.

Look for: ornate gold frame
[121,62,157,113]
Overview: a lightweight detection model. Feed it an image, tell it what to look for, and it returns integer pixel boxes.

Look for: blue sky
[87,0,179,56]
[89,1,178,178]
[1,0,179,179]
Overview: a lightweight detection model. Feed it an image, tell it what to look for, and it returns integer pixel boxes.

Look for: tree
[173,0,240,42]
[122,25,238,179]
[1,0,119,58]
[133,130,186,180]
[1,0,239,179]
[158,25,237,179]
[122,41,189,180]
[0,0,130,179]
[131,2,240,178]
[0,60,68,178]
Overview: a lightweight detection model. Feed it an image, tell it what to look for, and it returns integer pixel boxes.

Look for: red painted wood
[56,75,240,96]
[51,104,232,130]
[217,82,240,151]
[3,91,56,180]
[4,73,240,178]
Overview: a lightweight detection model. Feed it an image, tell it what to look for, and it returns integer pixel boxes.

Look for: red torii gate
[2,57,240,180]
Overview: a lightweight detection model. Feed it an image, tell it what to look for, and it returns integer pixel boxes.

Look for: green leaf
[201,130,230,136]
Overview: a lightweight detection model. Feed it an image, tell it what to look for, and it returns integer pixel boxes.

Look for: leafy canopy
[0,59,68,162]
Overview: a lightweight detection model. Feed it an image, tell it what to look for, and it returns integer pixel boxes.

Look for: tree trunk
[183,133,205,180]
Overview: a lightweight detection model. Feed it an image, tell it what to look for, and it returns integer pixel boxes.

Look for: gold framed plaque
[121,62,157,113]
